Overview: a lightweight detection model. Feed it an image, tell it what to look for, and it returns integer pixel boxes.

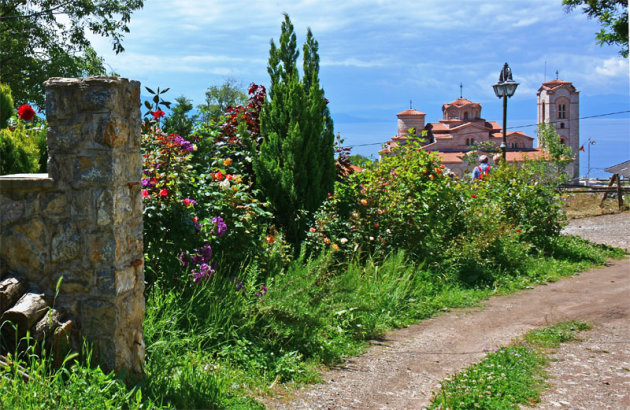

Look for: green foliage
[0,1,141,105]
[470,159,567,247]
[563,0,628,57]
[348,154,375,168]
[255,14,336,246]
[306,143,458,260]
[0,83,13,129]
[428,321,591,409]
[162,96,198,137]
[0,123,40,174]
[538,122,575,182]
[198,78,248,123]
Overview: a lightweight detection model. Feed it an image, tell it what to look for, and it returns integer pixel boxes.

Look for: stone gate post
[44,77,144,373]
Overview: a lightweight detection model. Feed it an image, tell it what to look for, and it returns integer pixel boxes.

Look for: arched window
[558,104,566,119]
[465,138,469,146]
[464,111,469,120]
[542,102,546,122]
[560,138,567,145]
[560,122,565,129]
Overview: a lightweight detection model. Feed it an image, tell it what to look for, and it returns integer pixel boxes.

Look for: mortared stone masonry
[0,77,145,374]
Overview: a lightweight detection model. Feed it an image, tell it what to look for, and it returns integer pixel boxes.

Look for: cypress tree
[254,14,335,245]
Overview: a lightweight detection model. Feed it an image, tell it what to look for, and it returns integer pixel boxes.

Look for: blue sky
[90,0,629,178]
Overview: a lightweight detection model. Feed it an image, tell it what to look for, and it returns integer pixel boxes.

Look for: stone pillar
[44,77,144,374]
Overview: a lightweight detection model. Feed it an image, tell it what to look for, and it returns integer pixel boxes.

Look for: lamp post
[492,63,519,161]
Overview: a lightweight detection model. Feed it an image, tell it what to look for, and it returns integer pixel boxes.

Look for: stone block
[0,218,48,276]
[115,266,135,295]
[52,268,94,295]
[0,196,25,226]
[51,223,81,264]
[42,192,68,216]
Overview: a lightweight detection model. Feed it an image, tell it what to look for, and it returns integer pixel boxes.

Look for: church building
[380,78,579,178]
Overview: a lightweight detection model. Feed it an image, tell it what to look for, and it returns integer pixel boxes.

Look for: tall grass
[1,236,623,408]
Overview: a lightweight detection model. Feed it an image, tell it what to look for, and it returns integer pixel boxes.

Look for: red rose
[17,104,36,121]
[142,190,149,198]
[153,109,165,119]
[159,188,168,197]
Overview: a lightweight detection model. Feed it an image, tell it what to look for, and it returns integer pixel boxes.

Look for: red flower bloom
[153,109,165,119]
[159,188,168,197]
[183,198,191,206]
[17,104,35,121]
[193,216,199,223]
[142,190,149,198]
[472,194,477,198]
[212,171,225,181]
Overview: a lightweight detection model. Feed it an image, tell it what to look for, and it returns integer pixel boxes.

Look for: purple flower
[235,281,244,291]
[179,252,188,267]
[192,262,215,282]
[256,284,268,297]
[180,141,194,152]
[212,216,227,237]
[141,178,152,188]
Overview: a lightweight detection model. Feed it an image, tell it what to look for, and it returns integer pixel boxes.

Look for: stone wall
[0,77,144,374]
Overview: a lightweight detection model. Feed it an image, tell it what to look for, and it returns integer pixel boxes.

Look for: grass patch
[427,321,591,409]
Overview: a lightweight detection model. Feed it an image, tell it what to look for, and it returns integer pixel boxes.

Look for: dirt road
[267,213,629,409]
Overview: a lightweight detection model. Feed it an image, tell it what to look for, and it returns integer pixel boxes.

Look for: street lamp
[492,62,519,161]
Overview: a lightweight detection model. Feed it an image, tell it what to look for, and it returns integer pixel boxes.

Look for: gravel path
[263,213,630,410]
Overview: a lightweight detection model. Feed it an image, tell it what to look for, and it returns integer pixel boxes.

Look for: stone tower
[537,79,580,178]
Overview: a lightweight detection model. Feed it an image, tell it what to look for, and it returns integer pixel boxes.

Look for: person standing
[471,155,491,180]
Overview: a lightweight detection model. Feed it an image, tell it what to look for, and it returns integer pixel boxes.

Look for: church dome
[442,98,481,121]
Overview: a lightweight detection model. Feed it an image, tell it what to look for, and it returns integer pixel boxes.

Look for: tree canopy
[563,0,628,57]
[197,78,247,123]
[0,0,144,106]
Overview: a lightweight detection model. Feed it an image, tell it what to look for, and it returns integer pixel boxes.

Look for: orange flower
[323,237,330,245]
[309,227,317,233]
[330,243,340,251]
[377,209,384,215]
[266,235,275,243]
[429,174,434,179]
[360,199,368,205]
[223,158,233,166]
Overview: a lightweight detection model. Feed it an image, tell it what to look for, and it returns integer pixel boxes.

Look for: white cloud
[595,57,629,77]
[321,57,386,68]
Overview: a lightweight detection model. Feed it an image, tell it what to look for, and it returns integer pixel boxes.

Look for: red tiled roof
[538,79,576,93]
[396,109,425,116]
[443,98,481,109]
[506,130,534,140]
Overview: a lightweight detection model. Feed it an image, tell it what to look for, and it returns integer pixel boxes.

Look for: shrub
[306,142,459,261]
[0,124,40,174]
[476,159,566,248]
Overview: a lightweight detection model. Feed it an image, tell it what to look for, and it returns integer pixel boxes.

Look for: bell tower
[537,78,580,179]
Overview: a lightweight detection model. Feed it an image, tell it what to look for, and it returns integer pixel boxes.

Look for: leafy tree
[563,0,628,57]
[162,96,198,137]
[254,14,336,246]
[0,0,144,106]
[197,78,247,123]
[348,154,374,168]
